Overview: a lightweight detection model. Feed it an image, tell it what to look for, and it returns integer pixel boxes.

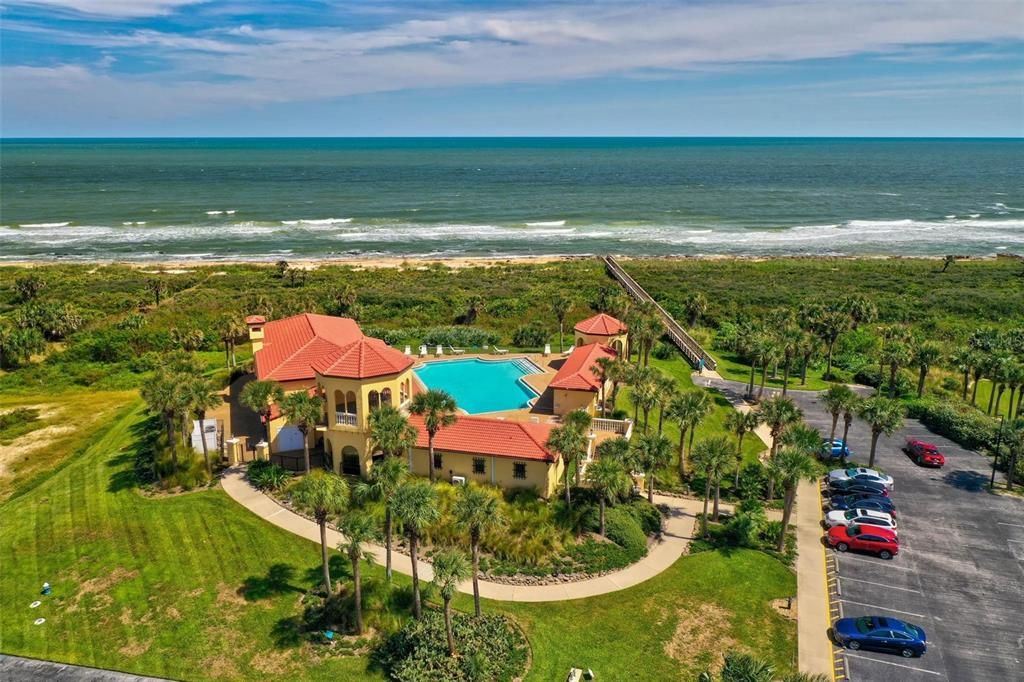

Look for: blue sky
[1,0,1022,137]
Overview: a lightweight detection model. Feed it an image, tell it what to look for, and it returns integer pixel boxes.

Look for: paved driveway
[786,389,1024,682]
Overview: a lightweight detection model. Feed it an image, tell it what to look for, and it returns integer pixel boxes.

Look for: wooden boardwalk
[603,255,717,371]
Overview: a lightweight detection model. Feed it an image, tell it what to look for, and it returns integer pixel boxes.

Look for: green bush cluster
[511,321,549,348]
[248,460,291,491]
[905,399,996,450]
[372,611,528,682]
[418,326,500,348]
[603,507,648,560]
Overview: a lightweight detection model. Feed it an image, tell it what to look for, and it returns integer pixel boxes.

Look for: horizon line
[2,135,1023,141]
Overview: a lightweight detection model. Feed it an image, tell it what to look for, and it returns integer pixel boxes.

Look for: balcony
[334,411,358,428]
[591,417,634,439]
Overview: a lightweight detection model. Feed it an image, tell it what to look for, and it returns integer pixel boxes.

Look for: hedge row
[905,399,996,451]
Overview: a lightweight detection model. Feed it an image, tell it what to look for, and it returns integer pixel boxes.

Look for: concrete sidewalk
[0,654,169,681]
[221,469,703,602]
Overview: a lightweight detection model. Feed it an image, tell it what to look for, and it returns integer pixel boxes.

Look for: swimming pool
[414,357,542,414]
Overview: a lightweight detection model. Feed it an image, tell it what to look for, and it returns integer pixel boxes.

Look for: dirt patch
[665,602,737,673]
[67,567,139,613]
[119,639,152,657]
[0,414,74,478]
[249,648,302,676]
[216,581,248,607]
[770,597,798,621]
[165,606,182,620]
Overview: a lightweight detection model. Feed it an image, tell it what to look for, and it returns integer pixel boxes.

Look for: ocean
[1,138,1021,262]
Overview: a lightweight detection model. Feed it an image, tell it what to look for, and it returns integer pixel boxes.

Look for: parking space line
[839,576,921,593]
[838,599,926,619]
[997,522,1024,528]
[836,553,912,570]
[844,653,943,676]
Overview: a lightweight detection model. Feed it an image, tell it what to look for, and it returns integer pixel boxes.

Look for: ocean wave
[20,222,71,228]
[281,218,353,226]
[525,220,566,227]
[206,210,223,215]
[877,192,902,197]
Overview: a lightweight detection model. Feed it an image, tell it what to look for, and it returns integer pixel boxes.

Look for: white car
[825,508,898,535]
[826,467,894,490]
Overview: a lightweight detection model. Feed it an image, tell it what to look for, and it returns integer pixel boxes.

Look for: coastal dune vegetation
[1,255,1021,681]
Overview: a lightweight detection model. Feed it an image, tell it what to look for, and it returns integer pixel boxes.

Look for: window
[381,387,392,406]
[473,458,485,474]
[891,631,912,641]
[513,462,527,480]
[433,453,443,470]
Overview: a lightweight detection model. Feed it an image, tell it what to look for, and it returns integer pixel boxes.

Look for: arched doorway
[341,446,361,476]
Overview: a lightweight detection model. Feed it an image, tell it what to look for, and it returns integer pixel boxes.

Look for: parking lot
[790,390,1024,682]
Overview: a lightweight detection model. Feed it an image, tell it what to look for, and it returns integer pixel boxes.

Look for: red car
[904,439,945,467]
[827,524,900,559]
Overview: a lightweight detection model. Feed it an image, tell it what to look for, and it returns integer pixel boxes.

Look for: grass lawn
[711,349,832,393]
[968,378,1016,418]
[0,396,797,681]
[0,389,137,502]
[616,356,766,493]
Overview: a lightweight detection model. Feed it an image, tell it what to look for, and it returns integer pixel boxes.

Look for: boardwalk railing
[603,255,718,371]
[591,417,634,439]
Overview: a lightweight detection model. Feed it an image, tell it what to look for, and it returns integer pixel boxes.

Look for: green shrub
[905,399,996,450]
[603,507,647,560]
[248,461,291,491]
[622,499,664,535]
[651,341,677,360]
[419,326,499,348]
[372,611,528,682]
[511,322,548,348]
[566,537,634,572]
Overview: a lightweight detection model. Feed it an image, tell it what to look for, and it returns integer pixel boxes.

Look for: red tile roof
[574,313,627,336]
[408,414,556,462]
[549,343,617,392]
[254,313,412,382]
[245,315,267,325]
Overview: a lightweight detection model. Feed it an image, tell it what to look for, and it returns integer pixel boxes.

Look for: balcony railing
[592,417,633,439]
[334,412,358,427]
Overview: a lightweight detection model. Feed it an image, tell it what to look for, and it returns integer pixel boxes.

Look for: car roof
[853,509,892,519]
[850,524,897,538]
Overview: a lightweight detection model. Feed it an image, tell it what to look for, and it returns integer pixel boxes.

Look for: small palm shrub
[603,507,647,560]
[372,611,528,682]
[248,460,290,491]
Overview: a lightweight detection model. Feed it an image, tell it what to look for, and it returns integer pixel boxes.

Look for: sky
[1,0,1022,137]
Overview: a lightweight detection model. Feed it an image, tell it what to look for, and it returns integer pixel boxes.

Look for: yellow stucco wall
[573,331,627,354]
[407,447,560,498]
[318,368,414,431]
[553,388,598,416]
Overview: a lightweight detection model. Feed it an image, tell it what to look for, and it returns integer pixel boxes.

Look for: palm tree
[628,367,659,430]
[814,308,850,380]
[140,371,183,476]
[821,384,856,444]
[880,339,912,398]
[292,470,348,593]
[950,347,975,401]
[606,358,629,411]
[797,332,820,386]
[550,293,573,353]
[857,397,905,468]
[653,372,679,434]
[839,397,860,464]
[684,291,708,327]
[724,409,761,488]
[759,395,802,500]
[782,423,823,457]
[759,395,803,459]
[147,277,165,306]
[546,424,587,506]
[988,353,1013,416]
[453,484,503,617]
[185,378,222,475]
[353,457,407,581]
[778,326,803,395]
[592,356,615,417]
[392,480,440,620]
[432,549,472,656]
[773,448,817,552]
[586,456,630,536]
[279,390,324,474]
[337,511,375,635]
[216,315,245,369]
[239,379,284,445]
[408,389,458,484]
[669,390,711,479]
[462,295,484,325]
[755,335,781,400]
[912,340,943,398]
[563,409,593,486]
[369,405,418,458]
[631,431,672,503]
[691,436,734,531]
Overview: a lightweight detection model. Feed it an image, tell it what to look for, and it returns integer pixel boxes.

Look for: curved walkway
[221,467,704,602]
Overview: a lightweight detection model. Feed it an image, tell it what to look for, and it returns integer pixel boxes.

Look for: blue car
[828,494,897,517]
[833,616,927,657]
[821,439,852,461]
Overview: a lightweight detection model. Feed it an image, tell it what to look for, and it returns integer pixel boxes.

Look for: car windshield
[844,511,857,520]
[845,468,858,476]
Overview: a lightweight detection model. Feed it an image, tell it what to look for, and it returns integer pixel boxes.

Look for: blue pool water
[414,358,540,414]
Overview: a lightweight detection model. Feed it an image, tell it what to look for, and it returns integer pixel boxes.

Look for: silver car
[826,467,894,490]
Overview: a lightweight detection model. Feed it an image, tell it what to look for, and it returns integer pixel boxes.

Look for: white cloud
[10,0,206,18]
[3,0,1023,121]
